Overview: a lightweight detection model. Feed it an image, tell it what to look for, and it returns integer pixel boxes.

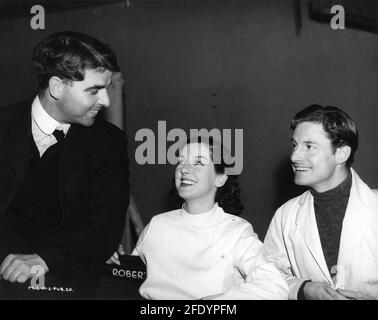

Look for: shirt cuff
[297,280,312,300]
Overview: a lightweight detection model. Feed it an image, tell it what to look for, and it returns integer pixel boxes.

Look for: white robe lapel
[336,169,374,289]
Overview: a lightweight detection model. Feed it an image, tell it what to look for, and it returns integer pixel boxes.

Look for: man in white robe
[264,105,378,300]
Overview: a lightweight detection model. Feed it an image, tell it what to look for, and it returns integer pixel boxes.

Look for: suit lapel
[58,124,96,184]
[0,101,33,213]
[294,193,333,283]
[0,102,32,187]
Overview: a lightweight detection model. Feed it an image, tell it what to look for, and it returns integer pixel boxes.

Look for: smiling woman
[126,136,289,300]
[170,136,243,216]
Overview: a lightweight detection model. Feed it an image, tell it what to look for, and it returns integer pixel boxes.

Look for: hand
[106,244,126,265]
[0,254,48,283]
[337,288,375,300]
[303,281,348,300]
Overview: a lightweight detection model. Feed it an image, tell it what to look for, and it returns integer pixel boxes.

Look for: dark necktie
[42,129,65,162]
[53,129,65,143]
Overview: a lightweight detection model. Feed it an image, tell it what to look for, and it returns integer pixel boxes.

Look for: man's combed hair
[169,136,244,215]
[33,30,120,93]
[290,104,359,167]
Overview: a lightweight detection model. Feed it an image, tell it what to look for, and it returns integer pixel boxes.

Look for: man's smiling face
[290,121,341,193]
[57,68,112,126]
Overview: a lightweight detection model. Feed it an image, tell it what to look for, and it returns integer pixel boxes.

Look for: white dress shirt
[31,96,70,156]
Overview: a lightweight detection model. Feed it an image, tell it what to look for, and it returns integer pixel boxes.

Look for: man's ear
[48,76,64,100]
[336,145,351,165]
[215,174,228,188]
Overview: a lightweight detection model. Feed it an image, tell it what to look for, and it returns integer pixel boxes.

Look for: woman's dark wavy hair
[290,104,359,167]
[33,30,119,94]
[168,136,244,215]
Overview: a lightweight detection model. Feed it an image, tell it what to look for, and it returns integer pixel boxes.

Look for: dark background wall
[0,0,377,239]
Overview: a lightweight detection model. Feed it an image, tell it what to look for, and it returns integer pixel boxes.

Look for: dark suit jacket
[0,98,129,297]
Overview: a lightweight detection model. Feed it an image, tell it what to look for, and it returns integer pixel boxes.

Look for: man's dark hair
[33,30,120,94]
[290,104,359,167]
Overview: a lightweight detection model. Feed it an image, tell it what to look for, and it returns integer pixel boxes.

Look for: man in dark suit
[0,31,129,298]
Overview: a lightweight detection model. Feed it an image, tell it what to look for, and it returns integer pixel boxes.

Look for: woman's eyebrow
[194,155,208,160]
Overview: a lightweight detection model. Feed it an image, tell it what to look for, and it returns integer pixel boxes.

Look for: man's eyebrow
[303,140,316,144]
[84,85,106,91]
[291,137,316,144]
